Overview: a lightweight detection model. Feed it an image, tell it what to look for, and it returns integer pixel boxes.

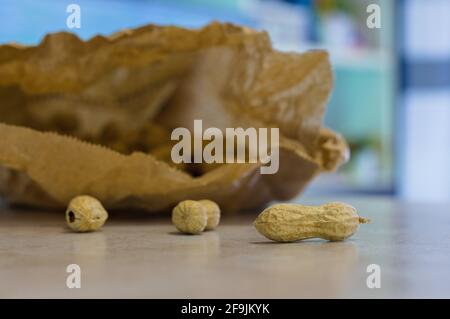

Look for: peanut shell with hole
[66,195,108,232]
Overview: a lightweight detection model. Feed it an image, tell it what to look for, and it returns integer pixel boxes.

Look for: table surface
[1,196,449,298]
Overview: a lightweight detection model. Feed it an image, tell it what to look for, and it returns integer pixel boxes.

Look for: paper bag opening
[0,22,348,212]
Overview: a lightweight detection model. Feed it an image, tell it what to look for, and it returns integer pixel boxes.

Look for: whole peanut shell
[254,202,370,242]
[198,199,221,230]
[172,200,207,234]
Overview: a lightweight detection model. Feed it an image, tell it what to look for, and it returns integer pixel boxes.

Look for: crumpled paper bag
[0,22,348,212]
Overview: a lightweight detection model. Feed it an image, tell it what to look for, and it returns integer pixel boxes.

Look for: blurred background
[1,0,449,203]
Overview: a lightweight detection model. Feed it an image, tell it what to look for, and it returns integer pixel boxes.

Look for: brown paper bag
[0,22,348,212]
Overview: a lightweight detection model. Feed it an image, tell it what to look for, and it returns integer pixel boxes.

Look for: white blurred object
[320,11,358,48]
[405,0,450,60]
[238,0,310,51]
[401,90,450,202]
[353,147,381,187]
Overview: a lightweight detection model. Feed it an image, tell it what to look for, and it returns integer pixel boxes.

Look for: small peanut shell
[66,195,108,232]
[198,199,221,230]
[172,200,207,234]
[254,202,370,242]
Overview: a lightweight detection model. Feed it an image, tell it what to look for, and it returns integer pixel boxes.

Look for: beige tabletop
[0,196,449,298]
